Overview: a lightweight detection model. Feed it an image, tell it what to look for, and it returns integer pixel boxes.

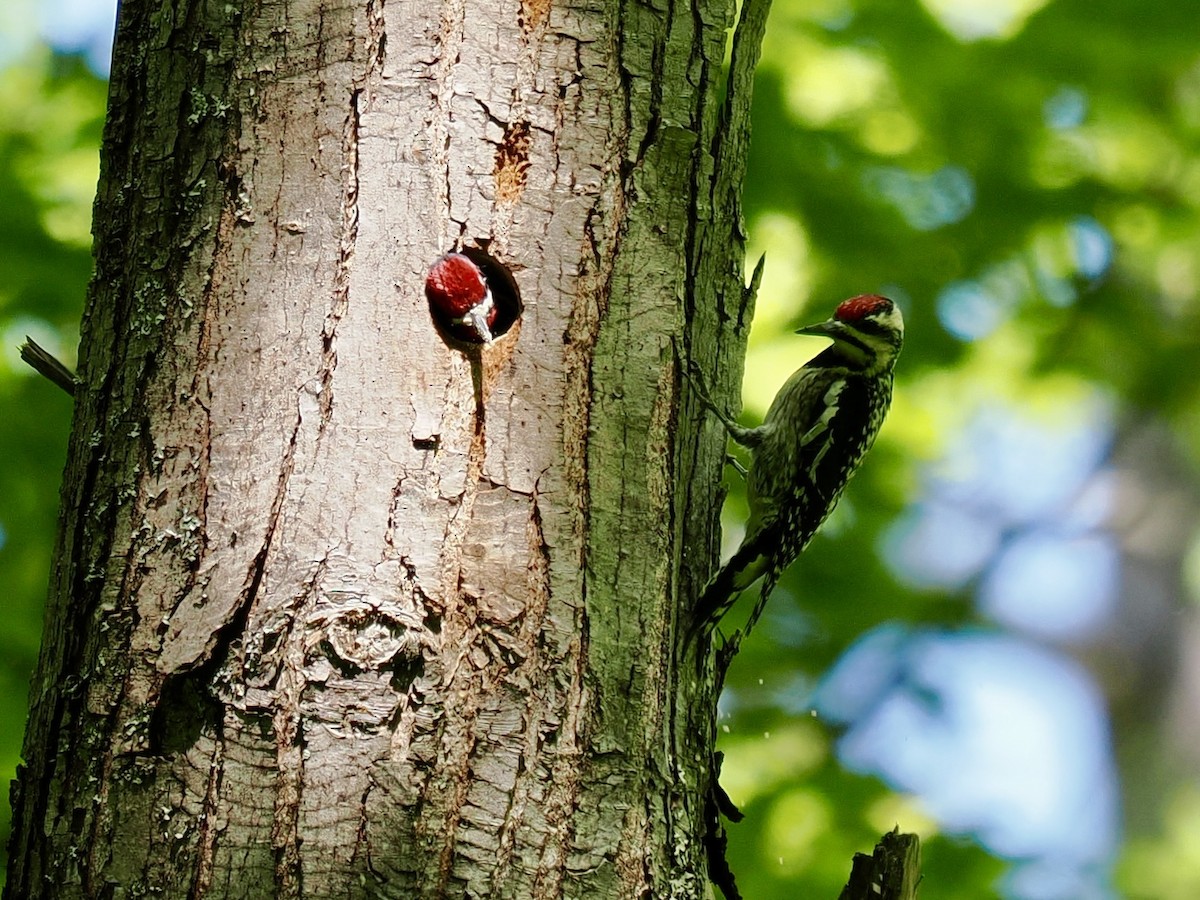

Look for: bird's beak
[468,310,494,344]
[794,318,843,339]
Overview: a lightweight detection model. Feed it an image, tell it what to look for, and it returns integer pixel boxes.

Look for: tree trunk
[838,829,922,900]
[6,0,767,896]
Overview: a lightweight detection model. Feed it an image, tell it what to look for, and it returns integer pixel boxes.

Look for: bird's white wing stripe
[800,380,845,482]
[799,381,843,444]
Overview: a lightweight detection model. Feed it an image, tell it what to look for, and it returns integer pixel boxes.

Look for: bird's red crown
[425,253,489,317]
[834,294,892,323]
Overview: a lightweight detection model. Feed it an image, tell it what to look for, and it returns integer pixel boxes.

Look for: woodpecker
[689,294,904,640]
[425,252,498,344]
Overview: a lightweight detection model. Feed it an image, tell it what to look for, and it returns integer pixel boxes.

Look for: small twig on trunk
[19,337,76,396]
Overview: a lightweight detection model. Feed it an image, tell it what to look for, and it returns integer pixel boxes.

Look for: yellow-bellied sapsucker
[425,252,499,344]
[689,294,904,640]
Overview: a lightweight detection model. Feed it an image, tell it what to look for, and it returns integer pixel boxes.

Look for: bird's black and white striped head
[797,294,904,374]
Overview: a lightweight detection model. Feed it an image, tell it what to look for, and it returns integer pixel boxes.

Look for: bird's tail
[687,536,771,641]
[742,570,780,639]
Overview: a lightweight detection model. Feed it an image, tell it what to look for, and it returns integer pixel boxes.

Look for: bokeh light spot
[920,0,1052,41]
[1070,216,1114,279]
[763,788,834,874]
[1044,87,1088,130]
[936,280,1009,341]
[38,0,116,74]
[979,532,1120,641]
[882,502,1001,589]
[783,44,890,127]
[864,165,976,231]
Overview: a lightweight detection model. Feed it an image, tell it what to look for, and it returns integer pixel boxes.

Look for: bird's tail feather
[742,571,780,639]
[687,534,772,639]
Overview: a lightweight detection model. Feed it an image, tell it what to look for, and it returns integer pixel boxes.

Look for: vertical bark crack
[242,408,302,614]
[188,716,226,900]
[532,634,589,897]
[319,87,362,430]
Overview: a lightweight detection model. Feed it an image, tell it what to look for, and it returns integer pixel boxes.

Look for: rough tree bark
[6,0,769,896]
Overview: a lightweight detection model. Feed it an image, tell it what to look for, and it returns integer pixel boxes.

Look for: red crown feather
[834,294,892,323]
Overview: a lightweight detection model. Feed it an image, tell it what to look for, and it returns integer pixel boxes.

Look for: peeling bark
[6,0,770,896]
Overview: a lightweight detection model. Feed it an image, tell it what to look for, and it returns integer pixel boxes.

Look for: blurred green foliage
[721,0,1200,897]
[5,0,1200,896]
[0,47,105,876]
